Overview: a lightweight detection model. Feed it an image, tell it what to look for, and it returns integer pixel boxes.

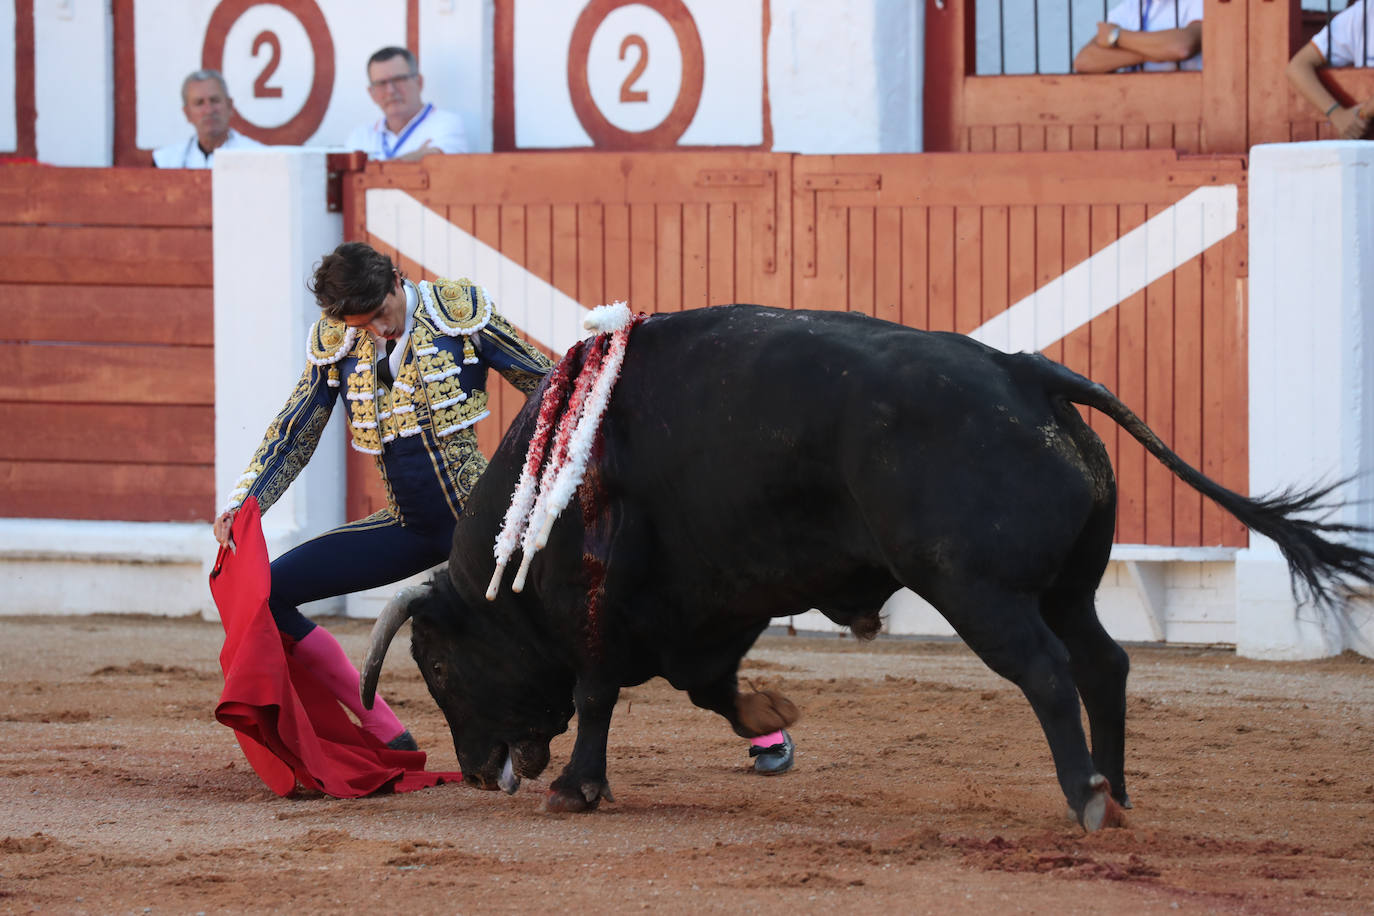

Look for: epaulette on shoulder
[421,278,493,337]
[306,317,358,366]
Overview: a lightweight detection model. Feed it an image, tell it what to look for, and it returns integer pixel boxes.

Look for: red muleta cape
[209,497,460,797]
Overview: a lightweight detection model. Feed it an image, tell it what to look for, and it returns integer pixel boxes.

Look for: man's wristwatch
[1107,26,1121,48]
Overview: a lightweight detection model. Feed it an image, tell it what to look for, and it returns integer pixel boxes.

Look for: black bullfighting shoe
[385,729,419,752]
[749,730,795,775]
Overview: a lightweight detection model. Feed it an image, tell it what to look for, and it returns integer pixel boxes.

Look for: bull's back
[597,305,1108,605]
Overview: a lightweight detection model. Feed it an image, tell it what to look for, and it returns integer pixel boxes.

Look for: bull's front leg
[544,679,619,813]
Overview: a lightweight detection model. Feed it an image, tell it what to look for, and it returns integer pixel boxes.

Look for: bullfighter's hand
[1094,21,1116,47]
[213,509,237,548]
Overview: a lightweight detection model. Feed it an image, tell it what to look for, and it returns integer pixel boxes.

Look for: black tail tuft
[1030,354,1374,624]
[1244,478,1374,611]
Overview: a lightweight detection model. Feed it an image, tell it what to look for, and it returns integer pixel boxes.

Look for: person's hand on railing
[1330,103,1369,140]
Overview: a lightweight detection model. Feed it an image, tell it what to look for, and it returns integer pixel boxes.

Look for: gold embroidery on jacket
[346,335,382,455]
[439,429,490,509]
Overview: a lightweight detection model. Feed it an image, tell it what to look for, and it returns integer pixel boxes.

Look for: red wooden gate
[791,150,1248,547]
[342,152,791,520]
[343,149,1246,548]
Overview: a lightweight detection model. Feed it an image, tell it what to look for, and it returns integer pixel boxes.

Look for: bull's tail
[1030,354,1374,610]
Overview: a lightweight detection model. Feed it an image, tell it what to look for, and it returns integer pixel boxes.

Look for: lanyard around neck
[381,104,433,160]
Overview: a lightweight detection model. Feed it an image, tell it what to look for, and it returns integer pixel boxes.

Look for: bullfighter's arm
[220,361,340,520]
[217,318,352,538]
[479,311,554,396]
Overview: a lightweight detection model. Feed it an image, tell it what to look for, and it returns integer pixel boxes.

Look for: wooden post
[1201,0,1249,153]
[1246,0,1301,147]
[922,0,970,152]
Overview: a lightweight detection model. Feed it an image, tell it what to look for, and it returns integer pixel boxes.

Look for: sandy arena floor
[1,614,1372,914]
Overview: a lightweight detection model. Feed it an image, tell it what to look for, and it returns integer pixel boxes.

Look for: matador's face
[342,274,407,340]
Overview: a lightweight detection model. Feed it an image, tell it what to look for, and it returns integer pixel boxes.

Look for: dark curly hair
[309,242,400,319]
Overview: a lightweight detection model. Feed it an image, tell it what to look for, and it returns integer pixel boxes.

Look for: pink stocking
[292,625,407,744]
[750,730,785,748]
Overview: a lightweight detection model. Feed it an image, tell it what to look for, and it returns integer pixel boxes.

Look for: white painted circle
[585,4,683,134]
[220,4,314,131]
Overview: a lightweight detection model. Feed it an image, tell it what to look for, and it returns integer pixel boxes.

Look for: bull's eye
[431,661,443,677]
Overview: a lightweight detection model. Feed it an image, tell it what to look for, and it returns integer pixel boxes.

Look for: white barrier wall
[34,0,113,166]
[209,147,347,620]
[1240,141,1374,660]
[0,1,15,153]
[768,0,921,153]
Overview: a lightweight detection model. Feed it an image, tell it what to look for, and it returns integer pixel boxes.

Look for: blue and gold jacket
[223,278,552,524]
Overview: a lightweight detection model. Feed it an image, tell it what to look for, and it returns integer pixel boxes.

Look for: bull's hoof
[737,689,800,735]
[1079,774,1128,832]
[541,779,614,813]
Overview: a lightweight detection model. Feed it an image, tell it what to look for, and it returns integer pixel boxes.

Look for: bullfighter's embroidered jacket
[223,278,552,524]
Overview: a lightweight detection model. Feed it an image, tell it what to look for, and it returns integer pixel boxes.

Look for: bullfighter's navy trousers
[267,436,458,641]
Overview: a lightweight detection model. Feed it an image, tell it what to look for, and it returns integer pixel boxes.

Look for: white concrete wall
[419,0,492,152]
[34,0,113,165]
[0,519,213,617]
[210,147,347,619]
[0,1,15,153]
[768,0,922,153]
[135,0,413,153]
[1241,141,1374,660]
[15,1,923,163]
[784,554,1238,646]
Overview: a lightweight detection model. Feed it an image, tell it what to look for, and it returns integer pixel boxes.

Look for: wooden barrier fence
[0,165,214,522]
[345,149,1249,549]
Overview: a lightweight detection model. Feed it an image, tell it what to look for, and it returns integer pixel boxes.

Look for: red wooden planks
[1,461,213,522]
[0,403,213,464]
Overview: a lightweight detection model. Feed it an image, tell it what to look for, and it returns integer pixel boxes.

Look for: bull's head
[361,571,575,794]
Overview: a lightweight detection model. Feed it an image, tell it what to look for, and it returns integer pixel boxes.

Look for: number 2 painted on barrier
[252,30,283,99]
[619,34,649,103]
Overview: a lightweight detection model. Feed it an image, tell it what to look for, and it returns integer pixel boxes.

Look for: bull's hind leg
[1040,587,1131,810]
[686,676,800,740]
[935,583,1125,831]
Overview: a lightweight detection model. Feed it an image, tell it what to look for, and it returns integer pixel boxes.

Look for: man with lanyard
[152,69,263,169]
[344,47,468,162]
[1073,0,1203,73]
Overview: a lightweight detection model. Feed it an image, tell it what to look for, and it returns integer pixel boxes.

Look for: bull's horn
[360,584,428,709]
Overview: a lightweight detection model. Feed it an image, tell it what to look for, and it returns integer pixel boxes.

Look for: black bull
[362,305,1374,830]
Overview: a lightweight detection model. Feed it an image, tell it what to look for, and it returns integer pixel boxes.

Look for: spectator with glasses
[345,46,468,161]
[1287,0,1373,139]
[1073,0,1204,73]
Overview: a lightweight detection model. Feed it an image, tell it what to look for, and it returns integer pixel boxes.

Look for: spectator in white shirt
[344,47,468,162]
[1073,0,1204,73]
[1287,0,1374,140]
[152,69,263,169]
